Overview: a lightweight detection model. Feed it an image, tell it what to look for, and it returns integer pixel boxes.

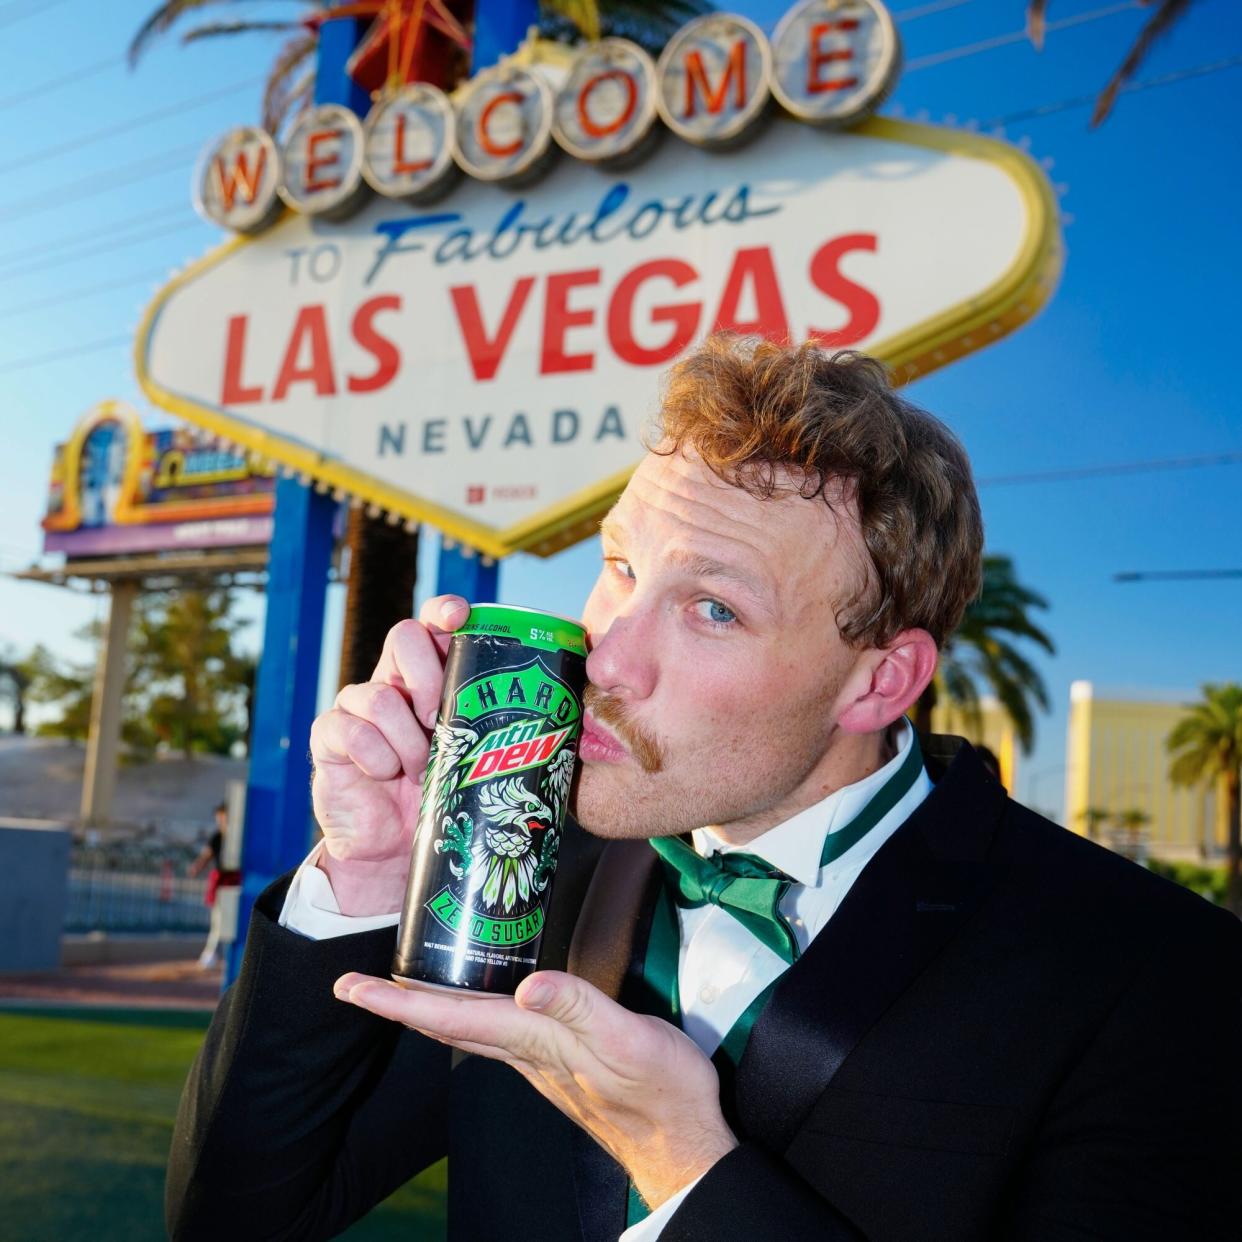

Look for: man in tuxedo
[167,337,1241,1241]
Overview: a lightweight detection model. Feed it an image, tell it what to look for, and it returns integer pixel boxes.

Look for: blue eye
[697,599,737,626]
[606,557,635,581]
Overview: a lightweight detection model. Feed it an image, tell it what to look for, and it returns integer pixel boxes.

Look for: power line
[0,0,73,33]
[0,76,263,177]
[893,0,976,21]
[906,1,1142,72]
[0,53,123,112]
[0,217,203,284]
[0,335,131,377]
[983,53,1242,126]
[0,142,202,224]
[1114,569,1242,583]
[977,452,1242,487]
[0,203,185,271]
[0,267,169,321]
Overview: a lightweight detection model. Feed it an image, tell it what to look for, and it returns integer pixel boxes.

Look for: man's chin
[571,764,656,840]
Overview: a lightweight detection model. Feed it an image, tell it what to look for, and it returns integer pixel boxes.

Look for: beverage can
[392,603,588,995]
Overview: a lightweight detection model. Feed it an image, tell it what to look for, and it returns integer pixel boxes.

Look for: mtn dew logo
[423,656,581,948]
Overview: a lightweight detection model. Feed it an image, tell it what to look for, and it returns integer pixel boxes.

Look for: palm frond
[547,0,601,41]
[1092,0,1192,126]
[540,0,709,50]
[1166,683,1242,787]
[131,0,210,66]
[1026,0,1049,50]
[263,31,319,134]
[131,0,324,66]
[181,20,304,46]
[936,553,1053,752]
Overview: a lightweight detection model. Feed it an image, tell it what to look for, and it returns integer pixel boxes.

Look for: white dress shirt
[279,719,931,1241]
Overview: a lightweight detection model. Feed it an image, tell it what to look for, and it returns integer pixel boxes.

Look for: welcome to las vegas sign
[135,0,1062,559]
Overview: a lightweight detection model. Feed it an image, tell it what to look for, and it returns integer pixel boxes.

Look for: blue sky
[0,0,1238,817]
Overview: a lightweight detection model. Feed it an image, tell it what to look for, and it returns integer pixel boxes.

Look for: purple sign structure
[43,401,275,560]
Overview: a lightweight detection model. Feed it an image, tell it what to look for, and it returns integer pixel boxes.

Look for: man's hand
[335,969,739,1210]
[309,595,470,915]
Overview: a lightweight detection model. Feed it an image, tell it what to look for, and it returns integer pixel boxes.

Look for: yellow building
[1063,681,1226,861]
[930,698,1018,793]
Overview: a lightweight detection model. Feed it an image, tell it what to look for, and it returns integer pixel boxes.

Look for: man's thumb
[515,970,596,1030]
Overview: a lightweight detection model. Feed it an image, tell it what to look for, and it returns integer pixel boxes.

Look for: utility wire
[0,335,130,377]
[0,76,263,177]
[0,53,123,111]
[983,53,1242,126]
[978,452,1242,487]
[0,142,202,224]
[893,0,976,21]
[0,204,186,271]
[0,218,203,284]
[906,1,1142,71]
[0,267,169,320]
[0,0,72,32]
[1115,569,1242,582]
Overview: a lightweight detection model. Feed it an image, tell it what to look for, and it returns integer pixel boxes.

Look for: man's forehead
[609,449,846,546]
[602,448,872,618]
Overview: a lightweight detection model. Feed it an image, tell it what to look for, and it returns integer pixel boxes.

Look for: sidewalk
[0,957,222,1010]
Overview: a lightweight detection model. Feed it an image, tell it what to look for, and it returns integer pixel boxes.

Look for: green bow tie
[649,837,801,963]
[647,725,926,967]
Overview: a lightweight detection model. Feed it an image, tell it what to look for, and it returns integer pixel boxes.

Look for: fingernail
[333,980,352,1001]
[522,981,552,1009]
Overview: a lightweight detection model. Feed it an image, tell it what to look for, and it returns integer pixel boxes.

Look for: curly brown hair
[653,335,983,649]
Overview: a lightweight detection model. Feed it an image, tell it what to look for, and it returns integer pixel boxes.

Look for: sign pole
[432,0,537,605]
[225,18,367,987]
[80,579,137,826]
[226,477,334,984]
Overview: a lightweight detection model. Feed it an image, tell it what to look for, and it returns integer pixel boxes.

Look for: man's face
[575,448,873,839]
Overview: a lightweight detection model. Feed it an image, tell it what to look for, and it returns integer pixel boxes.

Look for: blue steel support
[227,478,335,984]
[472,0,540,73]
[433,0,539,604]
[224,18,368,986]
[437,542,500,602]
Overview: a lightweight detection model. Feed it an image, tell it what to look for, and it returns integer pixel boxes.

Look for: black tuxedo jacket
[166,738,1242,1241]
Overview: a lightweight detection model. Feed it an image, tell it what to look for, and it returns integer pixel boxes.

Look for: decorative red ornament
[308,0,475,95]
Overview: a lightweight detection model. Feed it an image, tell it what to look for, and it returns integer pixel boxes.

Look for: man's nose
[584,608,656,701]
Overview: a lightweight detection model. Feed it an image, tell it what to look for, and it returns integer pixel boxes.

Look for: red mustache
[583,686,666,774]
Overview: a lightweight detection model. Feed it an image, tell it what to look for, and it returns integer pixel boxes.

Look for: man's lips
[580,713,628,764]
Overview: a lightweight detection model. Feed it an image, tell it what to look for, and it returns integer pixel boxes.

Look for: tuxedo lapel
[538,819,607,974]
[736,739,1006,1154]
[566,837,661,1242]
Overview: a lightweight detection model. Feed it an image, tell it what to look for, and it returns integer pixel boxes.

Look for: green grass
[0,1008,446,1242]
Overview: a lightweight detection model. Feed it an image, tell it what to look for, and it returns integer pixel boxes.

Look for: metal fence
[65,839,211,934]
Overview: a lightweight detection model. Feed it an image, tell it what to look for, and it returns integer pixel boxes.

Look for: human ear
[835,629,938,735]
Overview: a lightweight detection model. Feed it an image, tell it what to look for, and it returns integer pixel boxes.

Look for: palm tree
[1026,0,1195,126]
[1167,683,1242,915]
[1077,805,1109,841]
[914,554,1054,753]
[130,0,706,133]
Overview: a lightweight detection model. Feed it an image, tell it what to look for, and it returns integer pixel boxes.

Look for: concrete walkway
[0,958,222,1010]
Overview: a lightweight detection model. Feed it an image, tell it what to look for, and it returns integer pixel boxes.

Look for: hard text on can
[393,605,587,994]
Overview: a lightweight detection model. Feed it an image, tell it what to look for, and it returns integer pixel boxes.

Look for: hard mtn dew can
[393,604,588,996]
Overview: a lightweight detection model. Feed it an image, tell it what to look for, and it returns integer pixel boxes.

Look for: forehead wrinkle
[623,469,787,611]
[627,466,773,552]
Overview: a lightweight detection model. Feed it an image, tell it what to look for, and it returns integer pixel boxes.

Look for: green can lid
[460,603,587,657]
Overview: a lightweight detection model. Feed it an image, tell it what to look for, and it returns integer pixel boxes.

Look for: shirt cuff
[618,1174,707,1242]
[278,841,403,940]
